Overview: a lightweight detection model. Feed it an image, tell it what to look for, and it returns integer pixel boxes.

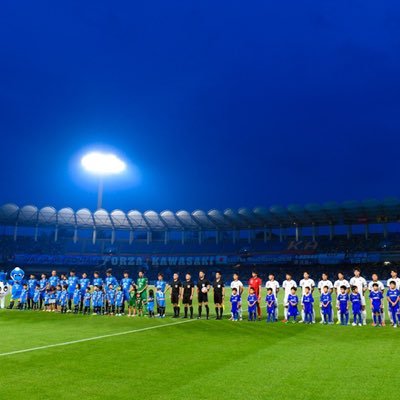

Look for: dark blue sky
[1,1,400,213]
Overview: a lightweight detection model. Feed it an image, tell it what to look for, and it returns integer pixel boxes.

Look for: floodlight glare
[81,152,126,175]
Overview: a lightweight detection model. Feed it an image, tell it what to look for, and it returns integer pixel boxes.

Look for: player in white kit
[265,273,280,320]
[230,272,244,320]
[387,269,400,290]
[333,272,350,324]
[282,273,297,321]
[299,271,316,323]
[317,273,333,323]
[349,267,367,325]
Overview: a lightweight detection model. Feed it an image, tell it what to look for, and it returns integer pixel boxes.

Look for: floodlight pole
[97,176,104,210]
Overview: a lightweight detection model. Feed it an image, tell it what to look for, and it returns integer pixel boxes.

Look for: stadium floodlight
[81,152,126,209]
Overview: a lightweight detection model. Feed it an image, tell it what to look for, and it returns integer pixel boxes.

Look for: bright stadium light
[81,152,127,210]
[81,152,126,175]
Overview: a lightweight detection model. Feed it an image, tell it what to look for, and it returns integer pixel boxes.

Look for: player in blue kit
[83,287,92,315]
[79,272,90,311]
[59,286,68,313]
[67,271,79,312]
[386,280,400,328]
[32,284,40,310]
[92,286,99,315]
[320,286,332,324]
[156,287,166,318]
[230,288,241,321]
[350,286,362,326]
[337,286,349,325]
[301,286,314,324]
[60,274,68,287]
[18,284,28,310]
[92,271,103,288]
[120,271,133,314]
[55,284,62,311]
[107,284,116,315]
[369,283,384,327]
[147,289,155,318]
[104,269,118,314]
[48,270,60,288]
[73,284,82,314]
[266,287,276,322]
[287,287,299,323]
[27,274,38,309]
[247,287,258,321]
[39,274,48,309]
[115,286,124,316]
[97,286,105,315]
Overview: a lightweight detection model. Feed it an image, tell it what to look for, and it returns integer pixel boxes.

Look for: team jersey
[39,278,48,291]
[33,290,40,303]
[369,291,383,309]
[213,279,224,295]
[96,291,105,307]
[169,279,182,296]
[282,280,297,296]
[368,280,385,292]
[56,289,62,303]
[11,282,23,298]
[83,292,91,307]
[265,280,280,296]
[79,278,91,293]
[350,293,362,312]
[59,290,68,306]
[182,280,195,297]
[147,297,155,311]
[387,277,400,290]
[67,276,79,293]
[299,279,315,293]
[115,291,124,307]
[60,278,68,287]
[121,277,133,293]
[48,276,60,287]
[155,280,167,293]
[266,294,277,309]
[73,289,81,305]
[337,293,349,311]
[156,291,166,307]
[333,279,350,292]
[301,293,314,307]
[318,280,333,292]
[247,294,258,309]
[136,277,148,293]
[287,294,298,306]
[93,277,103,287]
[107,289,116,305]
[231,280,244,296]
[92,291,98,306]
[28,279,38,296]
[386,289,400,307]
[248,277,262,295]
[19,288,28,303]
[230,294,241,312]
[320,293,332,306]
[349,276,367,293]
[105,276,118,289]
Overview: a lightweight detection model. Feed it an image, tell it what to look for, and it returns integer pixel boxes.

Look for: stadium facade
[1,199,400,281]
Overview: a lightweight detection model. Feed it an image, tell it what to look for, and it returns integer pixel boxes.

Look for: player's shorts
[288,307,298,317]
[372,307,381,314]
[322,306,332,314]
[49,299,56,305]
[129,298,136,307]
[214,294,223,304]
[67,292,74,300]
[140,291,147,301]
[198,293,208,303]
[248,307,256,313]
[389,305,399,313]
[171,293,180,304]
[339,307,348,314]
[182,296,192,305]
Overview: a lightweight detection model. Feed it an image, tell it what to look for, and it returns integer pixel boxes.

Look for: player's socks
[215,307,219,319]
[198,305,202,318]
[373,315,377,325]
[177,306,180,317]
[184,306,188,318]
[205,305,209,319]
[301,310,305,322]
[190,306,193,318]
[219,308,223,319]
[284,308,288,320]
[362,310,367,324]
[8,300,14,309]
[378,315,382,325]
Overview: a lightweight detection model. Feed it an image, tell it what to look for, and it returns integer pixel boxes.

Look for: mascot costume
[0,270,8,309]
[7,267,25,309]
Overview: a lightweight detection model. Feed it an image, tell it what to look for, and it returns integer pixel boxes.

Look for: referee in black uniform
[213,271,225,320]
[197,270,211,319]
[182,272,195,319]
[168,272,182,318]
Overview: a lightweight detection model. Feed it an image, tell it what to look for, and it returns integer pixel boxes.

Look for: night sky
[1,1,400,213]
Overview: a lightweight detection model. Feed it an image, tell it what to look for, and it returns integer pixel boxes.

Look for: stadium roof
[0,198,399,232]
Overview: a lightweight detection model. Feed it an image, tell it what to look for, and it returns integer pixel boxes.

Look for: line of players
[243,267,400,327]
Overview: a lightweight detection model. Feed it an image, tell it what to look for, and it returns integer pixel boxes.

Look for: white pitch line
[0,319,195,357]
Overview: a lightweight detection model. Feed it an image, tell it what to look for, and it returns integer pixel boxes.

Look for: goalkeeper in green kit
[136,270,148,313]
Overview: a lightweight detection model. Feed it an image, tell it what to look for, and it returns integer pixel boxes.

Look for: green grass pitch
[0,288,398,400]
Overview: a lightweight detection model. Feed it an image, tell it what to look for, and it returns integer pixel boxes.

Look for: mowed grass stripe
[0,319,195,357]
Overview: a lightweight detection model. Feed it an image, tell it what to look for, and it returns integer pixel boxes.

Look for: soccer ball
[201,287,208,294]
